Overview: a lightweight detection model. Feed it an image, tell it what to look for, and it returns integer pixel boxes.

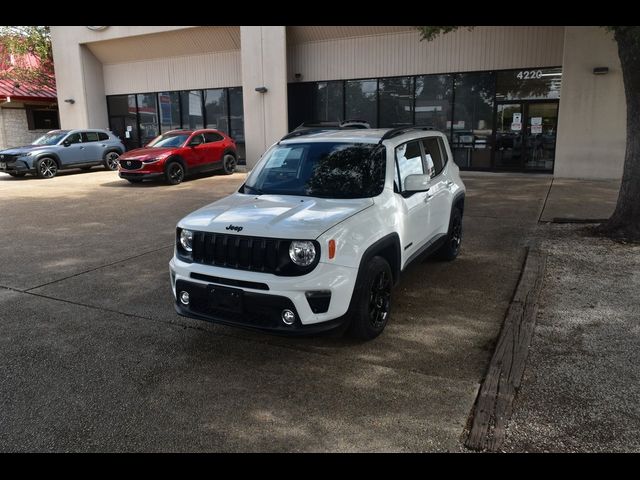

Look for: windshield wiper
[243,185,264,195]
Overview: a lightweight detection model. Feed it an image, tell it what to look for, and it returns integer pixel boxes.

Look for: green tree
[416,26,640,241]
[0,26,54,90]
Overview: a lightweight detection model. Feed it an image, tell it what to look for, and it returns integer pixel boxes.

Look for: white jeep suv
[169,126,465,340]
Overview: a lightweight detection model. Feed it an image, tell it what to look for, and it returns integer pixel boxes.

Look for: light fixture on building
[64,98,75,104]
[593,67,609,75]
[294,73,303,81]
[255,86,268,93]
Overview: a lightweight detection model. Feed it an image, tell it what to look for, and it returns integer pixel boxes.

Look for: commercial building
[49,26,625,179]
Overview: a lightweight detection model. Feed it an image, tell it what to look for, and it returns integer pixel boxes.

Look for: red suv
[118,129,237,185]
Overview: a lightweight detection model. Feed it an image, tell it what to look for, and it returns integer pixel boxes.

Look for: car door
[394,140,431,261]
[421,136,452,237]
[182,133,207,171]
[59,132,86,165]
[80,131,103,163]
[202,131,225,170]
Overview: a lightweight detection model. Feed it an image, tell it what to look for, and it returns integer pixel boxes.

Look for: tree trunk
[597,27,640,241]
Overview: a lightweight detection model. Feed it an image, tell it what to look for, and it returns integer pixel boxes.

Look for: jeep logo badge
[226,224,243,232]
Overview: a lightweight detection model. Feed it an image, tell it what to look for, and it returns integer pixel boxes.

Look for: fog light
[281,309,296,325]
[179,291,190,305]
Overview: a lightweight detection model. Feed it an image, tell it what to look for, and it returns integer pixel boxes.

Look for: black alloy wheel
[166,161,185,185]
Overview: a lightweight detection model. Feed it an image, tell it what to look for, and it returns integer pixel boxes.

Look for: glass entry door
[493,101,558,172]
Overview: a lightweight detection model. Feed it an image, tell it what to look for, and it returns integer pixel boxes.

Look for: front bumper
[170,256,358,334]
[118,171,164,181]
[0,159,32,174]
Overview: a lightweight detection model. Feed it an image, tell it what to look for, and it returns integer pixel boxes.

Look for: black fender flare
[346,233,402,316]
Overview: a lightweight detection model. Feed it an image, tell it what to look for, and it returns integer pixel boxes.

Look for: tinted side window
[66,133,82,144]
[98,132,109,141]
[82,132,100,142]
[395,140,424,190]
[203,132,223,143]
[421,137,446,178]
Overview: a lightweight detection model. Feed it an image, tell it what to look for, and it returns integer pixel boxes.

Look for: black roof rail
[279,119,371,141]
[378,125,437,144]
[280,128,334,141]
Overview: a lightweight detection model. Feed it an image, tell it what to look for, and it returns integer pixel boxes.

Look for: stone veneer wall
[0,107,50,150]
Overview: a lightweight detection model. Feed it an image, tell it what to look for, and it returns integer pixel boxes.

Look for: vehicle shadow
[99,169,232,188]
[1,168,114,181]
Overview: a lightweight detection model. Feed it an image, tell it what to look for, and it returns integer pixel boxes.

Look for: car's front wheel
[347,256,393,340]
[103,151,120,171]
[35,157,58,179]
[165,161,185,185]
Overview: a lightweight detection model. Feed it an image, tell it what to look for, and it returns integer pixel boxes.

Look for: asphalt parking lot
[0,168,553,452]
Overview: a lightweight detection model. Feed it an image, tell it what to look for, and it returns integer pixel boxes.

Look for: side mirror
[63,140,71,147]
[404,173,431,192]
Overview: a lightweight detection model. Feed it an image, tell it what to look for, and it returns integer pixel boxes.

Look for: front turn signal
[328,239,336,259]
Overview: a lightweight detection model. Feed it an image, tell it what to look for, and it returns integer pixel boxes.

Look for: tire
[165,161,185,185]
[104,151,120,171]
[126,178,143,184]
[8,172,26,177]
[35,157,58,179]
[435,207,463,261]
[347,256,393,340]
[222,153,237,175]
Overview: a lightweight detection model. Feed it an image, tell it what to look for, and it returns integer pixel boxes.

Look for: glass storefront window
[136,93,159,146]
[496,67,562,101]
[379,77,413,127]
[157,92,181,132]
[180,90,204,129]
[204,88,228,133]
[314,81,344,122]
[345,79,378,127]
[414,74,453,138]
[107,94,139,151]
[452,72,495,169]
[228,87,245,160]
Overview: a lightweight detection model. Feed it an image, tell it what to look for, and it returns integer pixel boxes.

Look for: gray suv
[0,129,126,178]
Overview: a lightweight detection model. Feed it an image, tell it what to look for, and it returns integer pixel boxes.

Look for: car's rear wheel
[35,157,58,179]
[8,172,26,178]
[347,256,393,340]
[222,153,237,175]
[104,151,120,171]
[435,207,463,261]
[165,161,184,185]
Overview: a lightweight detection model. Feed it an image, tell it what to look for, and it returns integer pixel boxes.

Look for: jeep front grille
[189,232,319,276]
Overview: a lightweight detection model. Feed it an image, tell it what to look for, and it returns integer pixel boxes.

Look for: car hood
[179,192,374,239]
[119,147,175,161]
[0,145,52,156]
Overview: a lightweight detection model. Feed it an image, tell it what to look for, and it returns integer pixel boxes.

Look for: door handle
[424,192,433,203]
[446,180,454,188]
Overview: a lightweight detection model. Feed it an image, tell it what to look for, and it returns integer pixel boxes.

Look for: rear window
[204,132,224,143]
[82,132,100,142]
[98,132,109,141]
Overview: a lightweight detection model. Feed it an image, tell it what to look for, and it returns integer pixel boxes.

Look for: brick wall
[0,107,50,150]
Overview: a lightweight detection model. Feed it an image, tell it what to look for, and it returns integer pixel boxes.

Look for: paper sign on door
[531,117,542,126]
[531,125,543,134]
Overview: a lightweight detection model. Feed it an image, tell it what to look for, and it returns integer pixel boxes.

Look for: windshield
[33,132,67,146]
[146,133,190,148]
[243,142,386,199]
